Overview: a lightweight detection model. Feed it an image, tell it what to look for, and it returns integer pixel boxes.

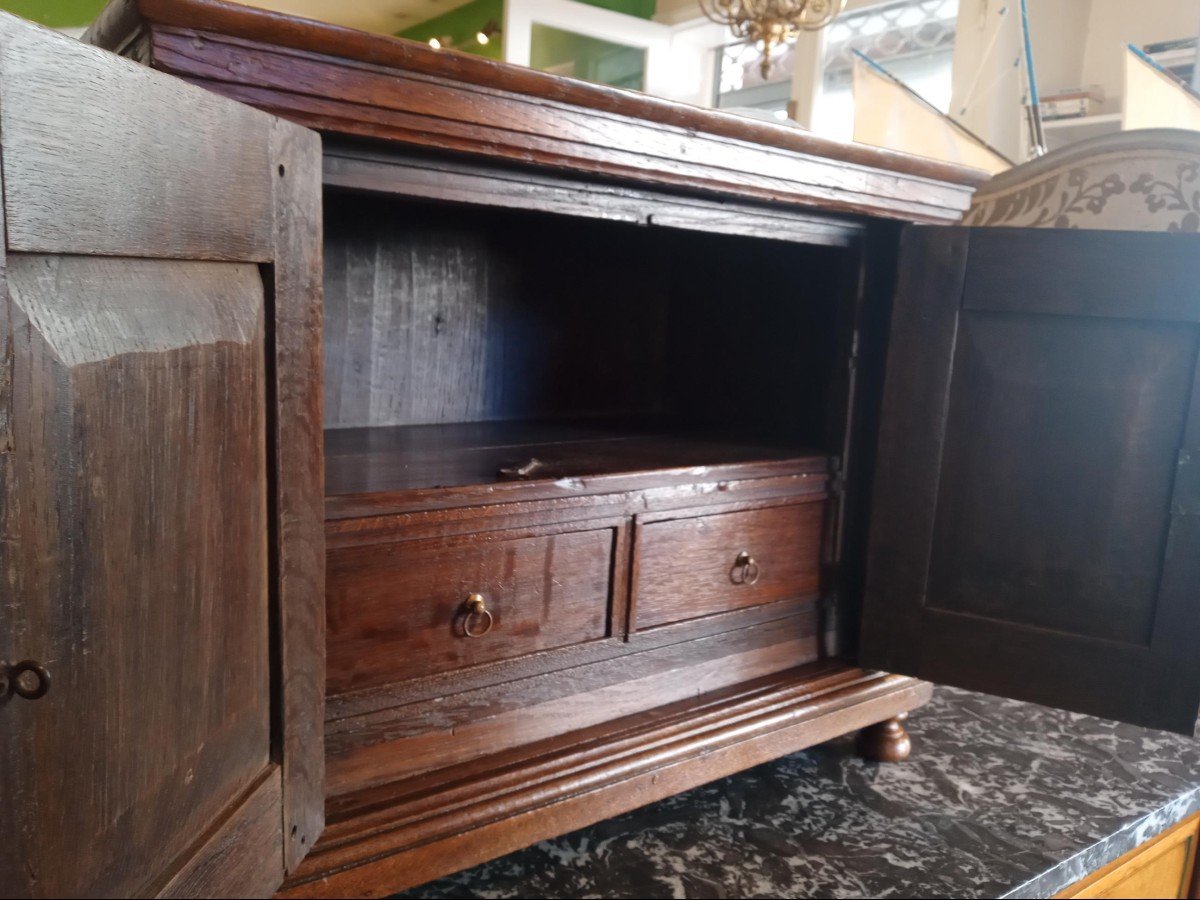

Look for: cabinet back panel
[323,195,672,428]
[323,193,847,444]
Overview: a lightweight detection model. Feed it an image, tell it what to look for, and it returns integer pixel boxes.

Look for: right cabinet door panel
[860,226,1200,734]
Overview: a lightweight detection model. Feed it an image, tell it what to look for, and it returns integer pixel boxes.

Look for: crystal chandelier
[701,0,847,79]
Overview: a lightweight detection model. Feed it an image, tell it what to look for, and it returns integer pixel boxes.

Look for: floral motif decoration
[1129,162,1200,232]
[968,157,1200,232]
[968,168,1125,228]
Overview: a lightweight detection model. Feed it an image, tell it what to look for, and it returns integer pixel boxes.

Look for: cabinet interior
[321,190,855,499]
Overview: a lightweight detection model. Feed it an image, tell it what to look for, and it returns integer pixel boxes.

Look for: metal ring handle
[731,551,761,586]
[462,594,495,638]
[10,660,50,700]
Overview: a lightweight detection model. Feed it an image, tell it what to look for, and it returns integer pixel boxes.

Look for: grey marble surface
[398,686,1200,899]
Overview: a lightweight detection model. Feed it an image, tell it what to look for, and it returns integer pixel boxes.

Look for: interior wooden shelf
[324,418,828,512]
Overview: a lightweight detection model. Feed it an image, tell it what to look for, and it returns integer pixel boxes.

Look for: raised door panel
[1,256,271,897]
[0,14,324,898]
[861,227,1200,735]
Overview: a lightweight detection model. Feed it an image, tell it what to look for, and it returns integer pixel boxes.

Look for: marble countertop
[400,685,1200,899]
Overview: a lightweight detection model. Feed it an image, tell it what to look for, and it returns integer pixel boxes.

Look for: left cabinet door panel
[0,14,324,899]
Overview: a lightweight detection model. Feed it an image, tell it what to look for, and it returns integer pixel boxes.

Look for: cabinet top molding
[86,0,986,223]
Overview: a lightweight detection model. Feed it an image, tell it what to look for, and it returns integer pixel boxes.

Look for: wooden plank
[85,0,983,222]
[156,769,284,900]
[324,420,828,498]
[84,0,983,222]
[1144,347,1200,736]
[0,137,9,453]
[0,12,274,261]
[321,147,860,248]
[269,118,326,872]
[964,229,1200,322]
[98,1,980,189]
[171,62,967,223]
[860,226,969,674]
[281,667,931,898]
[323,614,820,795]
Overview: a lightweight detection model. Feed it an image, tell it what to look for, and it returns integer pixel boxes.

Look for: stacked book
[1035,86,1105,120]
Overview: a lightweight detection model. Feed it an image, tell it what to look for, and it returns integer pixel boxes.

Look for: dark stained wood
[321,196,675,430]
[0,117,10,458]
[327,526,615,694]
[832,221,903,659]
[855,714,911,763]
[325,419,827,498]
[862,226,1200,735]
[859,226,968,677]
[0,17,274,261]
[323,144,862,248]
[156,771,284,899]
[56,1,1013,893]
[0,15,324,897]
[320,194,850,439]
[963,229,1200,321]
[326,595,818,722]
[327,623,818,794]
[327,466,830,530]
[1,250,272,897]
[930,312,1192,643]
[633,499,827,630]
[281,665,931,898]
[0,252,272,899]
[85,1,983,223]
[269,118,327,870]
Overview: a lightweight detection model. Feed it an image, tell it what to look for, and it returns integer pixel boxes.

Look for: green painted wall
[400,0,505,60]
[529,23,644,88]
[2,0,106,27]
[582,0,655,19]
[399,0,655,61]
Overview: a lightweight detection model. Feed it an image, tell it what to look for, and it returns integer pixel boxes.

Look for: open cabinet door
[0,14,324,898]
[861,226,1200,735]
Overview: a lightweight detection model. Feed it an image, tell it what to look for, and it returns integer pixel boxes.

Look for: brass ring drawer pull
[461,593,494,638]
[731,551,760,586]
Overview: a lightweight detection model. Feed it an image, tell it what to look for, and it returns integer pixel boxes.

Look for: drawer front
[327,527,614,694]
[634,500,825,630]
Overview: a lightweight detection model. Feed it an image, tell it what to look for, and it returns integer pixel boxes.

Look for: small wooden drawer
[633,499,825,630]
[326,527,614,695]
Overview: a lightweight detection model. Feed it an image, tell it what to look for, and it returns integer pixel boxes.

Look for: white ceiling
[226,0,477,35]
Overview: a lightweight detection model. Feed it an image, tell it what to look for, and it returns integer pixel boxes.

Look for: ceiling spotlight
[427,35,453,50]
[476,20,501,45]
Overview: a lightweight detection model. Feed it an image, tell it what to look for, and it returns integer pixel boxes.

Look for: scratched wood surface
[0,15,326,897]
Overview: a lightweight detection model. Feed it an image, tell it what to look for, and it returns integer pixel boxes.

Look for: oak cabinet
[0,2,1197,897]
[1057,814,1200,899]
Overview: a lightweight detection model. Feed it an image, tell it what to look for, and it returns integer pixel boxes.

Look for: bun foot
[856,713,912,762]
